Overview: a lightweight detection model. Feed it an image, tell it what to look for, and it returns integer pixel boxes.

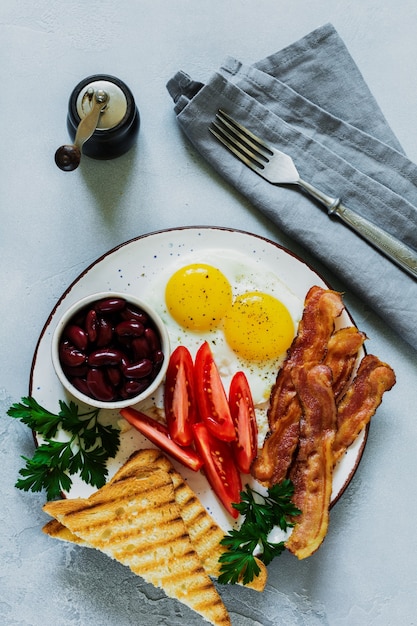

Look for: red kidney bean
[85,308,98,342]
[115,334,132,350]
[95,297,126,314]
[132,337,151,360]
[120,353,130,369]
[106,366,122,388]
[120,379,150,398]
[86,368,116,402]
[64,324,88,351]
[95,317,113,347]
[88,348,125,367]
[144,326,161,352]
[59,341,86,367]
[71,376,91,396]
[115,320,144,337]
[62,364,89,378]
[121,305,149,325]
[153,350,164,366]
[122,358,153,379]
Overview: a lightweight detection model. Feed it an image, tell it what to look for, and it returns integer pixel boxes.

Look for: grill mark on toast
[129,551,207,580]
[58,477,172,523]
[173,482,197,504]
[192,597,231,625]
[115,540,202,572]
[90,519,189,552]
[113,449,169,479]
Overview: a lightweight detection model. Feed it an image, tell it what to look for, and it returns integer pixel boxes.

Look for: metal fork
[210,109,417,279]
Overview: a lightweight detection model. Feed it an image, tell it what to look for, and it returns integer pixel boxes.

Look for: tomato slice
[229,371,258,474]
[194,341,236,442]
[120,407,203,472]
[164,345,197,447]
[193,422,242,519]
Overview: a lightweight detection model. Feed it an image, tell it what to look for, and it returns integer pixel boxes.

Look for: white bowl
[51,291,170,409]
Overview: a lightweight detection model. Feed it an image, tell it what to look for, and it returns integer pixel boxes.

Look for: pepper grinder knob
[55,75,140,171]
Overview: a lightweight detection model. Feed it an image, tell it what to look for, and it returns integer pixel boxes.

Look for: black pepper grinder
[55,74,140,171]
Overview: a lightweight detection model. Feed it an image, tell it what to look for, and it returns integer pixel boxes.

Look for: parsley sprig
[7,397,120,500]
[218,480,301,585]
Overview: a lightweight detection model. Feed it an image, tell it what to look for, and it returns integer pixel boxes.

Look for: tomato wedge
[229,371,258,474]
[164,345,197,447]
[193,422,242,519]
[120,407,203,472]
[194,341,236,442]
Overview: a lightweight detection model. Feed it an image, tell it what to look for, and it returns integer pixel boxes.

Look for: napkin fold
[167,23,417,352]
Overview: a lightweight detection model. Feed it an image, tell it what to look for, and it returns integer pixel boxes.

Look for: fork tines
[210,110,272,172]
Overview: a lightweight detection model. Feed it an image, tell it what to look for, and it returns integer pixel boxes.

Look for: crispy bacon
[333,355,396,464]
[249,283,395,561]
[285,364,336,559]
[282,286,345,373]
[251,286,344,485]
[324,326,367,399]
[250,395,301,485]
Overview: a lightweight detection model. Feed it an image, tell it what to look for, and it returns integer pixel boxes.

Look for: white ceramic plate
[30,227,367,531]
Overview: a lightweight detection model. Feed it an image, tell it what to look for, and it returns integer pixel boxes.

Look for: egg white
[141,248,303,439]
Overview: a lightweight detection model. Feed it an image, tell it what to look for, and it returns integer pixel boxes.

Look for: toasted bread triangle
[43,449,267,592]
[44,468,231,626]
[111,449,267,590]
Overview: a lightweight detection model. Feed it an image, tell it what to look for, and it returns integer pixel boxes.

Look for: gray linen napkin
[167,23,417,352]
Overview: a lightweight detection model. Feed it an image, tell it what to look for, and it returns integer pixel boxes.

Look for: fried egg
[144,248,303,435]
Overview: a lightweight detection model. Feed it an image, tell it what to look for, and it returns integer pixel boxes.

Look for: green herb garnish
[218,480,301,585]
[7,397,120,500]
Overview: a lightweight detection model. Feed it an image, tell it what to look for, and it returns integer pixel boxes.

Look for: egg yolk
[165,263,233,331]
[223,291,294,361]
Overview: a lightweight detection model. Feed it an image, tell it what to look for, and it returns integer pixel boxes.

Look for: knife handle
[298,178,417,279]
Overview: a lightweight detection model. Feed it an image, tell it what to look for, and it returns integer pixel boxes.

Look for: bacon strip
[251,286,344,485]
[285,364,336,559]
[333,355,396,464]
[280,286,345,374]
[324,326,367,399]
[250,397,301,485]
